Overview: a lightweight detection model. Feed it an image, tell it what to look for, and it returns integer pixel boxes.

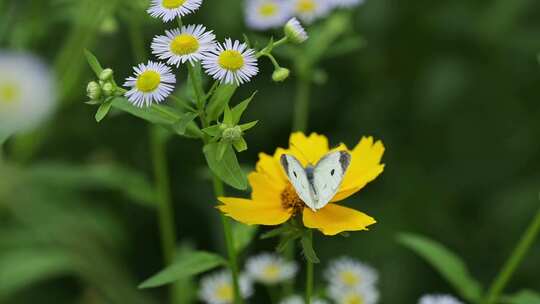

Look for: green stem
[305,230,314,304]
[281,239,295,298]
[292,75,311,132]
[211,175,244,304]
[484,205,540,304]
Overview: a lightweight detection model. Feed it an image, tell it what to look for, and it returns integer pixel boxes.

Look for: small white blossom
[329,0,365,9]
[280,295,329,304]
[245,0,293,30]
[325,257,378,290]
[292,0,331,24]
[284,18,308,44]
[419,294,464,304]
[148,0,202,22]
[123,61,176,107]
[329,284,379,304]
[246,253,298,285]
[199,270,253,304]
[202,39,259,85]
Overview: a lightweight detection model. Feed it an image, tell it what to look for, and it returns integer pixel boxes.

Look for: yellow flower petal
[302,204,376,236]
[256,149,288,185]
[333,137,385,202]
[289,132,330,165]
[217,197,291,226]
[248,172,282,202]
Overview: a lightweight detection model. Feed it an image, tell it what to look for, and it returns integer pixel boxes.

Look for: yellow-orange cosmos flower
[217,132,385,236]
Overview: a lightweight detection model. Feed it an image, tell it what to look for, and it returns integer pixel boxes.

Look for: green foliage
[139,251,227,289]
[95,99,113,122]
[398,233,483,302]
[502,290,540,304]
[203,142,248,190]
[232,222,258,253]
[84,49,104,77]
[206,84,238,122]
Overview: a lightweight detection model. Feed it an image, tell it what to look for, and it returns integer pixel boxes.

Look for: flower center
[215,284,233,301]
[281,184,305,215]
[135,71,161,93]
[218,50,244,71]
[162,0,186,9]
[340,271,360,287]
[297,0,316,13]
[263,264,281,280]
[259,3,278,17]
[0,82,21,105]
[170,34,200,55]
[344,294,365,304]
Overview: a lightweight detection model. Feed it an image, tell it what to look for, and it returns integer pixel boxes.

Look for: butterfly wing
[280,154,316,210]
[312,151,351,210]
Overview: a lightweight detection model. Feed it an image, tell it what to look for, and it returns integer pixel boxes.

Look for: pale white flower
[199,270,253,304]
[280,295,329,304]
[245,0,293,30]
[325,257,378,290]
[329,0,365,9]
[245,253,298,285]
[292,0,331,24]
[0,52,57,136]
[151,24,216,67]
[202,39,259,85]
[123,61,176,107]
[284,18,308,44]
[419,294,463,304]
[148,0,202,22]
[329,284,379,304]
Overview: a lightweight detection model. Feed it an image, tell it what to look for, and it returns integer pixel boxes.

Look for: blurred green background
[1,0,540,303]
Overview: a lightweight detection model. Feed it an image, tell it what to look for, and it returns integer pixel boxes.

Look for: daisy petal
[218,197,291,226]
[302,204,376,236]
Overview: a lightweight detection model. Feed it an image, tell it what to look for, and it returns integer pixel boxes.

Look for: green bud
[222,126,243,143]
[99,68,114,81]
[87,81,101,100]
[284,18,308,44]
[102,82,114,96]
[272,68,290,82]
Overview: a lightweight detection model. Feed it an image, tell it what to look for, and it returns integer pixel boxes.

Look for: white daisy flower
[329,0,365,9]
[419,294,463,304]
[123,61,176,107]
[0,52,57,136]
[202,39,259,86]
[148,0,202,22]
[199,270,253,304]
[292,0,331,24]
[325,257,378,290]
[329,284,379,304]
[245,0,293,30]
[280,295,329,304]
[245,253,298,285]
[151,24,216,67]
[284,17,308,44]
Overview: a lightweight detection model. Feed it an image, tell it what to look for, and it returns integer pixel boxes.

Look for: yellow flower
[218,132,385,236]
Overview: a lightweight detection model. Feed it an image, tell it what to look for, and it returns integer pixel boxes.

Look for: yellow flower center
[340,271,360,287]
[170,34,200,55]
[263,264,281,280]
[259,3,278,17]
[135,71,161,93]
[281,184,305,215]
[162,0,186,9]
[218,50,244,71]
[297,0,316,13]
[344,294,365,304]
[0,82,21,105]
[215,284,233,301]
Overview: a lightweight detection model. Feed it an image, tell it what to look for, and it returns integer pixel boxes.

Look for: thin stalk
[484,206,540,304]
[292,75,311,132]
[305,230,314,304]
[211,175,244,304]
[281,239,295,298]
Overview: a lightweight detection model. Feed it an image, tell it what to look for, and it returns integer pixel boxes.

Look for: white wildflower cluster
[199,270,254,304]
[418,294,464,304]
[245,252,298,285]
[324,256,379,304]
[244,0,366,29]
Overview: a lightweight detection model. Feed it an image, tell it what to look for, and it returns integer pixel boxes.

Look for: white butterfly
[280,151,352,211]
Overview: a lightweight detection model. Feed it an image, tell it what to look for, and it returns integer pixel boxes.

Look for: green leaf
[233,137,248,152]
[301,233,320,264]
[84,49,104,77]
[239,121,259,132]
[232,223,258,253]
[261,226,291,240]
[95,101,113,122]
[503,290,540,304]
[139,251,226,289]
[202,125,222,138]
[277,230,302,253]
[231,92,257,125]
[172,112,199,135]
[397,233,483,302]
[217,141,228,161]
[203,142,248,190]
[206,84,237,122]
[223,105,233,125]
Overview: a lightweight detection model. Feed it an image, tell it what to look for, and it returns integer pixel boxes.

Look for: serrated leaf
[239,121,258,132]
[503,290,540,304]
[203,142,248,190]
[231,92,257,125]
[95,101,113,122]
[206,84,237,122]
[301,233,320,264]
[84,49,104,77]
[232,223,258,253]
[398,233,482,302]
[139,251,226,289]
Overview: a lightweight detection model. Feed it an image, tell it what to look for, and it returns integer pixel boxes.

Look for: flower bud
[86,81,101,100]
[102,82,114,96]
[99,68,114,81]
[222,126,243,143]
[272,67,290,82]
[284,18,308,44]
